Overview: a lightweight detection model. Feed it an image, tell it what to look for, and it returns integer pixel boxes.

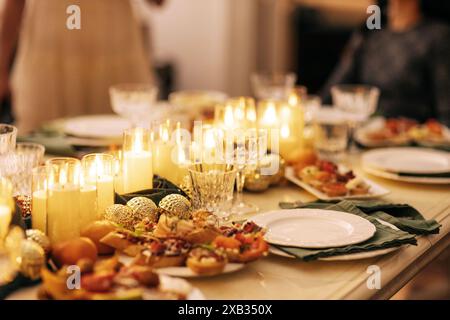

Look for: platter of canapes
[355,117,450,148]
[285,153,389,200]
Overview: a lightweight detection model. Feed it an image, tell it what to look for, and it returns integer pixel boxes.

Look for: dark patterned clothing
[321,19,450,126]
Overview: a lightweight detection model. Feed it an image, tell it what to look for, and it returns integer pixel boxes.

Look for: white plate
[252,209,376,249]
[64,115,131,139]
[5,275,205,300]
[354,117,410,147]
[156,263,245,278]
[285,167,390,200]
[269,219,403,261]
[362,147,450,174]
[363,165,450,184]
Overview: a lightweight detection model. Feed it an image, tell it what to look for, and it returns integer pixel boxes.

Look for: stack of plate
[252,209,401,261]
[361,147,450,184]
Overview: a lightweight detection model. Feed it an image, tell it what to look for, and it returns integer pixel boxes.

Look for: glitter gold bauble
[244,170,271,192]
[103,204,137,230]
[19,239,45,280]
[26,229,51,256]
[126,197,158,223]
[270,155,286,185]
[159,194,191,219]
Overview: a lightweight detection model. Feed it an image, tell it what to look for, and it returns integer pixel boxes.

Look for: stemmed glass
[251,72,297,101]
[331,84,380,151]
[228,128,267,216]
[109,83,158,128]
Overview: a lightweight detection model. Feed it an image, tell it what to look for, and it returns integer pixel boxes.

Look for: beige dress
[12,0,153,133]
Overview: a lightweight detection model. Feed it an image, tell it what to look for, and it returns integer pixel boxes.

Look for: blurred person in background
[0,0,164,134]
[321,0,450,126]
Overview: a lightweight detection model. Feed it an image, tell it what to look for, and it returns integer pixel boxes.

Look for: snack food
[295,160,370,197]
[52,237,98,267]
[39,255,193,300]
[81,220,116,255]
[186,246,227,275]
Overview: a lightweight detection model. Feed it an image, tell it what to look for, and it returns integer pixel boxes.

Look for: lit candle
[80,184,97,229]
[122,128,153,193]
[31,166,47,233]
[82,154,115,218]
[46,158,81,244]
[0,204,11,241]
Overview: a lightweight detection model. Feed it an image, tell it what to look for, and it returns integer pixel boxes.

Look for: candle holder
[0,178,14,243]
[31,166,47,233]
[215,97,257,130]
[45,158,81,244]
[251,72,296,100]
[0,124,18,189]
[122,127,153,193]
[82,153,115,223]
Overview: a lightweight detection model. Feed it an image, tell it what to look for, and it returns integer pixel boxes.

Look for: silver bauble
[26,229,51,256]
[19,239,45,280]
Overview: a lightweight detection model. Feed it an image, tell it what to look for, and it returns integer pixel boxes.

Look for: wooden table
[189,156,450,300]
[7,155,450,300]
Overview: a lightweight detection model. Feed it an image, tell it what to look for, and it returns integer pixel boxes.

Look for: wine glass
[251,72,297,101]
[109,83,158,127]
[331,84,380,151]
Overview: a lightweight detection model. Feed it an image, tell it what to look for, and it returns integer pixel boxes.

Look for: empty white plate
[362,147,450,174]
[64,115,131,139]
[252,209,376,249]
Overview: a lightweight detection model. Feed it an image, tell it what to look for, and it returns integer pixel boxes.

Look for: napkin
[273,200,440,261]
[115,176,189,206]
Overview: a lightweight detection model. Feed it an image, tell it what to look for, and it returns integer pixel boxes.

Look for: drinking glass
[0,177,15,285]
[11,143,45,196]
[313,108,349,161]
[303,95,322,124]
[188,163,236,221]
[331,85,380,151]
[251,72,297,100]
[31,166,47,233]
[229,128,267,215]
[109,83,158,127]
[0,124,17,182]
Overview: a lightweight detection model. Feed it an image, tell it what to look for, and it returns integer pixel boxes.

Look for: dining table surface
[187,154,450,300]
[7,152,450,300]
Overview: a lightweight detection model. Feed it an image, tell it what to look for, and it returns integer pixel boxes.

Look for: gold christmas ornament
[18,239,45,280]
[103,204,137,230]
[270,155,286,185]
[26,229,51,256]
[5,226,26,263]
[15,195,32,217]
[244,170,272,192]
[159,194,191,219]
[179,175,193,200]
[126,197,158,223]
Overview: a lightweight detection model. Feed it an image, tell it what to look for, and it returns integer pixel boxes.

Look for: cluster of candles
[31,122,190,244]
[214,88,306,162]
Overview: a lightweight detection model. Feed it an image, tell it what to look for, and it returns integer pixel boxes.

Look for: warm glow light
[262,102,278,126]
[60,168,67,185]
[133,129,144,152]
[224,105,235,128]
[281,124,290,138]
[247,108,256,123]
[204,129,216,149]
[281,106,291,118]
[288,93,298,106]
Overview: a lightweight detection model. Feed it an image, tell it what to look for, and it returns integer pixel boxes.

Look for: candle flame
[133,128,144,152]
[281,124,290,138]
[224,106,234,128]
[262,103,278,126]
[60,168,68,185]
[288,93,298,106]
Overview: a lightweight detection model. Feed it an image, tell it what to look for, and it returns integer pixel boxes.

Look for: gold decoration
[179,175,194,200]
[103,204,137,230]
[126,197,158,223]
[15,195,32,217]
[5,226,26,266]
[159,194,191,219]
[244,170,271,192]
[18,239,45,280]
[270,155,286,185]
[26,229,51,256]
